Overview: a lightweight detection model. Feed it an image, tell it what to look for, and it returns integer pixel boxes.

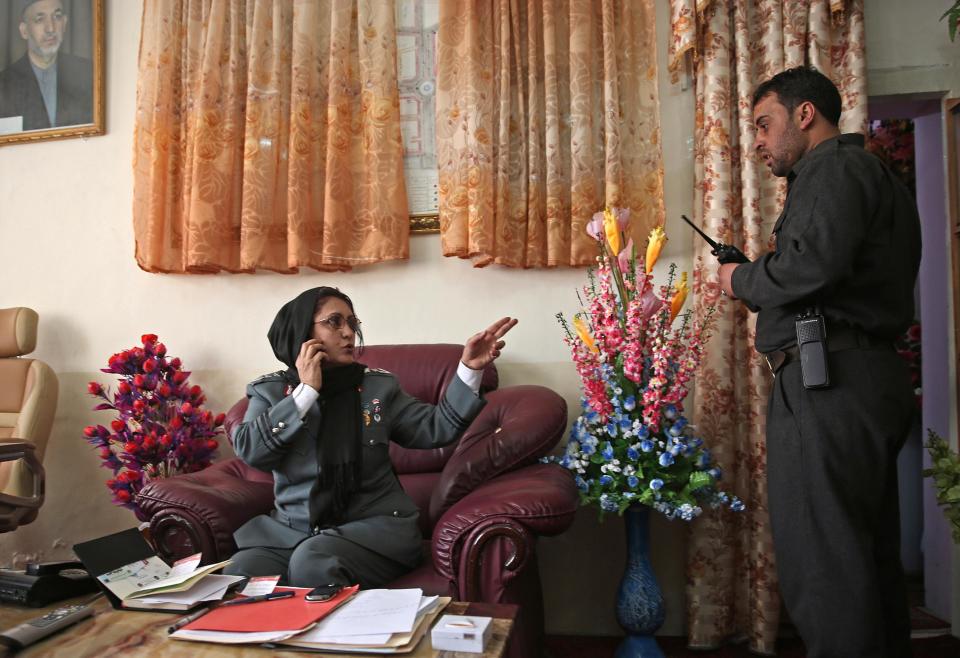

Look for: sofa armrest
[429,385,567,521]
[136,459,274,564]
[431,464,578,600]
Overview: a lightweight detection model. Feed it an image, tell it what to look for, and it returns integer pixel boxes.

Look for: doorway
[868,92,954,629]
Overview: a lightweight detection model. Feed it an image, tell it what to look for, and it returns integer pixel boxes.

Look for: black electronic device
[305,583,344,602]
[0,564,98,608]
[0,602,95,649]
[796,310,831,389]
[681,214,750,264]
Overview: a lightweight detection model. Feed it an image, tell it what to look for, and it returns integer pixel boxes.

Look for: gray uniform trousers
[767,346,913,658]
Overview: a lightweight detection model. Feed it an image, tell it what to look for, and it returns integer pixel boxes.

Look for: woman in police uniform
[225,287,516,588]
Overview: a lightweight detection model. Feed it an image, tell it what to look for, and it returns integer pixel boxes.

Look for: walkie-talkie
[681,215,750,264]
[796,308,830,389]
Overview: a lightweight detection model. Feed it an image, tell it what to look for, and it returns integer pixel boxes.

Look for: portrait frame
[0,0,104,147]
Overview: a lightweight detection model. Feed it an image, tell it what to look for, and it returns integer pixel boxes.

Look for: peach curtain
[669,0,867,651]
[133,0,409,273]
[435,0,664,268]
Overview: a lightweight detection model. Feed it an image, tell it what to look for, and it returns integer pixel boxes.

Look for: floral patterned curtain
[435,0,664,268]
[133,0,409,273]
[668,0,866,651]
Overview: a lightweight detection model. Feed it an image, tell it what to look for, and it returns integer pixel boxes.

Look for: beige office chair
[0,308,58,532]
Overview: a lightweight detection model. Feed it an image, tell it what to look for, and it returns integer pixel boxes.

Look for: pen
[167,604,216,634]
[220,590,295,606]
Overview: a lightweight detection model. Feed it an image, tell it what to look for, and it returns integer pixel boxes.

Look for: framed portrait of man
[0,0,104,146]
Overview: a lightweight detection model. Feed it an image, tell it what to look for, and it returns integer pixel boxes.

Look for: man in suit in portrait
[0,0,93,132]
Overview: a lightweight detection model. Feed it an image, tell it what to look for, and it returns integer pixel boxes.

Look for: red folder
[185,585,359,632]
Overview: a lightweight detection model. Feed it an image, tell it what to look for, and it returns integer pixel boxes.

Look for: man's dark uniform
[732,133,921,657]
[0,53,92,130]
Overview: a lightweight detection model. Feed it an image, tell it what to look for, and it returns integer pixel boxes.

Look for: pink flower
[617,238,634,273]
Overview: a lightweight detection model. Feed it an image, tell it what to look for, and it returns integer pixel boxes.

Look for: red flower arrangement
[83,334,224,520]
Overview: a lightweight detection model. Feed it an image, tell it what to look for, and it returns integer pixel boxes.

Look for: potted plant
[549,208,743,657]
[924,430,960,543]
[83,334,224,521]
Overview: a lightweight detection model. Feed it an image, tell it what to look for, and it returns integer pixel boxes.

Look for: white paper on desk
[298,588,422,639]
[168,553,203,578]
[297,595,441,645]
[135,574,245,605]
[171,628,305,644]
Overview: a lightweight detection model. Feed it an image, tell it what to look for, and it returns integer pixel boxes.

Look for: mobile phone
[305,583,343,602]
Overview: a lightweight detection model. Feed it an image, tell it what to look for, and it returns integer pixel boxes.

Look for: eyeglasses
[314,313,362,333]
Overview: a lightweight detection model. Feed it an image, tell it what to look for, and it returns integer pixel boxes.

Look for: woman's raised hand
[461,317,518,371]
[296,339,326,390]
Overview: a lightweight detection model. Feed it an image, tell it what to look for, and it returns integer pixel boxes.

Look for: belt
[763,326,892,374]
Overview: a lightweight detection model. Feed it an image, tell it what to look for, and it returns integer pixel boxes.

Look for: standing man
[0,0,92,131]
[719,66,920,657]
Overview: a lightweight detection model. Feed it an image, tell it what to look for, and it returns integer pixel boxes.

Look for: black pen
[167,604,217,634]
[220,590,295,606]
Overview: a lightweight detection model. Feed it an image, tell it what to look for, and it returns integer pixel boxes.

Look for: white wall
[0,0,695,637]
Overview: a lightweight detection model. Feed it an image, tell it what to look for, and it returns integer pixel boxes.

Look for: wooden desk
[0,597,515,658]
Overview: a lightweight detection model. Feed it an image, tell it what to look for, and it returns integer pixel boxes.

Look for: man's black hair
[751,66,842,126]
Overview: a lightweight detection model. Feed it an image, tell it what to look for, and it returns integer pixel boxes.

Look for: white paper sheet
[134,574,245,605]
[171,628,305,644]
[296,588,422,639]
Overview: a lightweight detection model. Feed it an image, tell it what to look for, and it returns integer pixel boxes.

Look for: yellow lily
[645,226,667,274]
[670,272,689,322]
[572,315,598,353]
[603,208,621,256]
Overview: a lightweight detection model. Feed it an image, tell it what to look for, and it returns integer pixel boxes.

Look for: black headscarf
[267,287,365,525]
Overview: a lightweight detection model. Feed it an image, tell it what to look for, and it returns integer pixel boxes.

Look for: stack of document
[73,527,234,612]
[129,573,246,611]
[171,585,359,645]
[277,588,450,653]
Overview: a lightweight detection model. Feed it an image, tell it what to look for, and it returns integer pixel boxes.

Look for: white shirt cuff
[457,361,483,395]
[292,382,319,417]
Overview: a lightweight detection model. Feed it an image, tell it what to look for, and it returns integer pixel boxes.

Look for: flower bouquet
[83,334,225,520]
[552,208,743,520]
[924,429,960,544]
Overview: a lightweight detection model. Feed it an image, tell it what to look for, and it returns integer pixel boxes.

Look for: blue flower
[599,474,614,486]
[606,423,617,437]
[601,442,615,461]
[650,478,664,490]
[664,405,678,420]
[626,447,640,461]
[585,410,600,424]
[627,475,639,488]
[640,439,655,453]
[698,451,712,468]
[669,424,683,437]
[575,476,589,492]
[581,442,596,456]
[708,467,723,481]
[659,452,675,467]
[619,417,632,431]
[730,497,745,512]
[636,425,650,439]
[623,396,636,411]
[599,494,619,512]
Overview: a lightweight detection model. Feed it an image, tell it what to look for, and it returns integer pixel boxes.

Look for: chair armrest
[0,441,44,532]
[431,464,578,600]
[429,385,567,521]
[136,459,274,564]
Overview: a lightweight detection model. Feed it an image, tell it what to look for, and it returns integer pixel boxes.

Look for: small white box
[431,614,493,653]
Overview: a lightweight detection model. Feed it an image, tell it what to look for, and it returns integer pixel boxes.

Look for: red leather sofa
[136,344,578,657]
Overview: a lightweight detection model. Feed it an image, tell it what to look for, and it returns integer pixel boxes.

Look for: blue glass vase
[614,504,665,658]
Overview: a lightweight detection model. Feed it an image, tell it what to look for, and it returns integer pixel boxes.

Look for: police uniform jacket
[731,133,921,353]
[232,368,485,570]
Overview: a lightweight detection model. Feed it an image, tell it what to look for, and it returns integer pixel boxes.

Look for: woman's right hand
[296,339,325,390]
